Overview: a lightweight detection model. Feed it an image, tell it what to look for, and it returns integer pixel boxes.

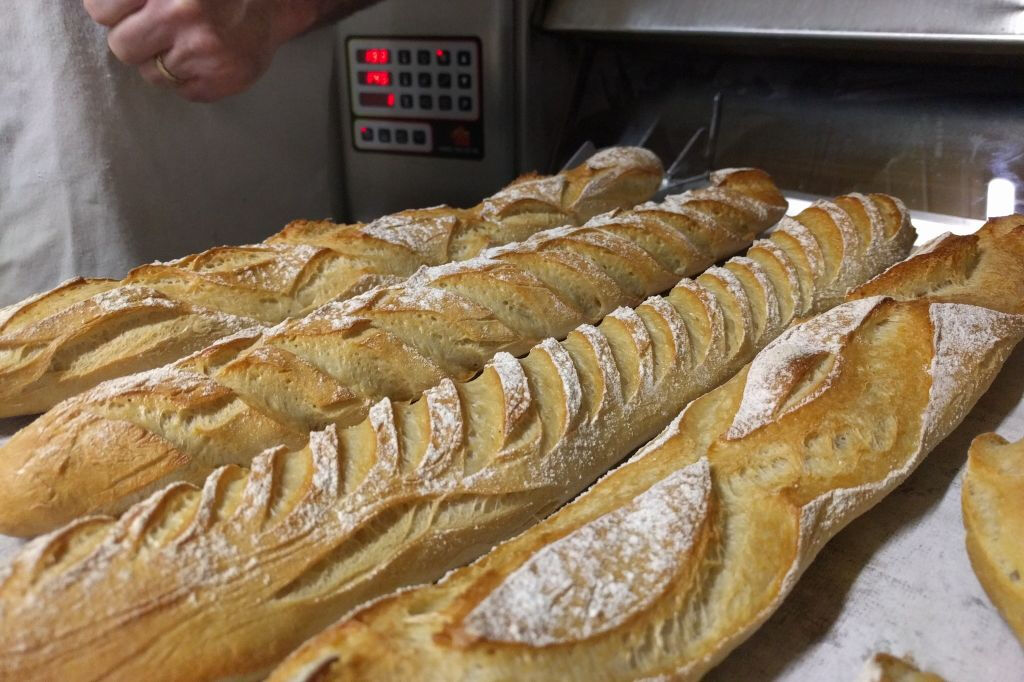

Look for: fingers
[137,46,257,103]
[106,3,174,65]
[84,0,277,102]
[136,58,180,89]
[82,0,146,27]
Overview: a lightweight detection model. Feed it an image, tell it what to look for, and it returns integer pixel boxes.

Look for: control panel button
[353,118,432,153]
[349,38,481,138]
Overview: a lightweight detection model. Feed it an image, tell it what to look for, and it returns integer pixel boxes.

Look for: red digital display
[365,70,390,86]
[365,48,390,64]
[359,92,395,108]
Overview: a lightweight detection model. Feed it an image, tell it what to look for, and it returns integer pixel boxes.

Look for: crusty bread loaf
[0,192,912,681]
[269,218,1024,682]
[0,168,789,536]
[0,147,663,417]
[856,653,947,682]
[962,431,1024,644]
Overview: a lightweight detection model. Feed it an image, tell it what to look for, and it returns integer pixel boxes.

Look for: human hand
[82,0,319,101]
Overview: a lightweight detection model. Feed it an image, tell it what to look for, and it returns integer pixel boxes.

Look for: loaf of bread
[963,431,1024,644]
[856,653,946,682]
[0,192,912,680]
[0,168,788,536]
[0,147,663,417]
[268,218,1024,682]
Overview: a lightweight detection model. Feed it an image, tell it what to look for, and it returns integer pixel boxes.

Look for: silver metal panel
[514,0,580,173]
[335,0,517,221]
[544,0,1024,48]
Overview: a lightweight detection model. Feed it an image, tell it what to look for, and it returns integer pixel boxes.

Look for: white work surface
[1,209,1022,680]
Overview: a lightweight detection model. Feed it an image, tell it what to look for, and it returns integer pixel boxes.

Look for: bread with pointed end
[269,217,1024,682]
[0,147,663,417]
[0,191,912,680]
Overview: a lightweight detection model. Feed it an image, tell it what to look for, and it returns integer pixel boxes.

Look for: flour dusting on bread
[923,303,1024,442]
[726,296,884,440]
[461,458,711,645]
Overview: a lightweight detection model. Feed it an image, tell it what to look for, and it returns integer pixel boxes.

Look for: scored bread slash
[266,216,1024,682]
[0,187,913,681]
[0,166,788,537]
[0,146,664,417]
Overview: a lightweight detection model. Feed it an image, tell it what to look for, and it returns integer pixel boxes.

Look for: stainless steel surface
[541,46,1024,220]
[544,0,1024,49]
[711,82,1024,220]
[335,0,518,221]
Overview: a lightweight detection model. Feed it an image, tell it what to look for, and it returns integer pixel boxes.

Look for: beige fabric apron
[0,3,341,306]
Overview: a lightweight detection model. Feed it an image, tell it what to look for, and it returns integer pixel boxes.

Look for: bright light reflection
[986,177,1016,218]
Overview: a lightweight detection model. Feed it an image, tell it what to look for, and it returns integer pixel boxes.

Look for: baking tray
[1,203,1021,679]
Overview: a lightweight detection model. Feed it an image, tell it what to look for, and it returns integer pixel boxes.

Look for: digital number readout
[356,48,391,64]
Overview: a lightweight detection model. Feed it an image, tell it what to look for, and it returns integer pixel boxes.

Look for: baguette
[857,654,946,682]
[0,168,788,536]
[0,192,912,680]
[0,147,663,417]
[270,217,1024,682]
[962,431,1024,644]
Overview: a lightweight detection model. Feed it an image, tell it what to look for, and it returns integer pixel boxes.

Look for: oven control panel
[347,37,482,158]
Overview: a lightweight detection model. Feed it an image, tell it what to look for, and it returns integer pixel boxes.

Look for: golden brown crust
[851,215,1024,314]
[0,192,910,680]
[858,653,947,682]
[0,168,787,537]
[270,219,1023,682]
[963,432,1024,644]
[0,148,664,417]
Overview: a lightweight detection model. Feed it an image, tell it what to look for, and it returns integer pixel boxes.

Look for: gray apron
[0,3,342,306]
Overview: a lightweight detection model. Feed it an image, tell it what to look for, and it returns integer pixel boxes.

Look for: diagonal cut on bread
[268,217,1024,682]
[0,168,790,536]
[963,431,1024,645]
[0,191,913,680]
[0,147,663,417]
